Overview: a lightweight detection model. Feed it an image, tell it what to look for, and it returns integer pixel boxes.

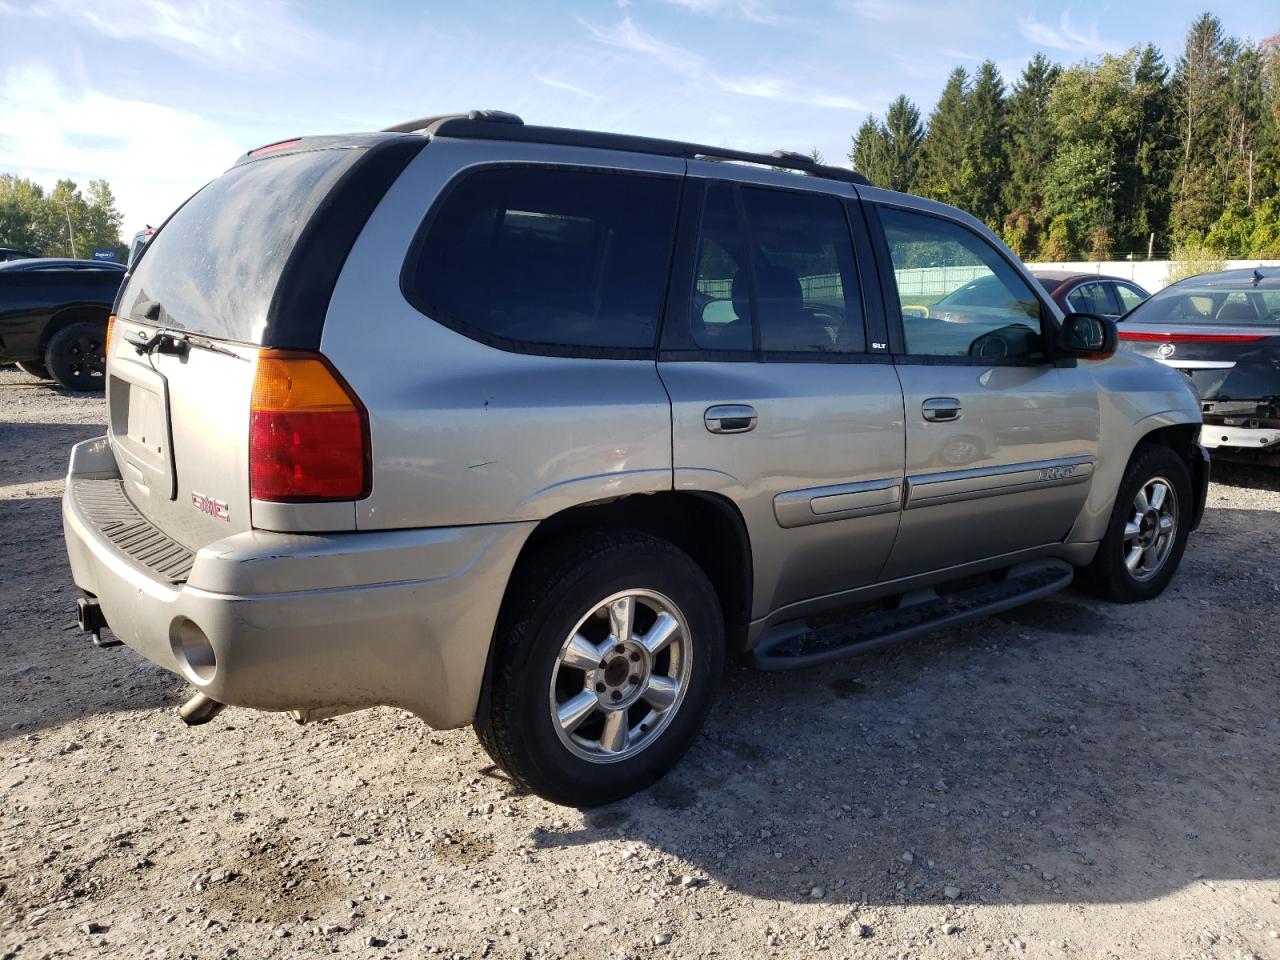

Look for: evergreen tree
[964,61,1008,228]
[1002,54,1061,256]
[1127,44,1175,255]
[919,68,971,208]
[849,116,891,188]
[882,95,925,192]
[1171,13,1231,238]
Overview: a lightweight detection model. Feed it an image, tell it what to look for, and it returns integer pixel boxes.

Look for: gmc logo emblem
[1039,465,1077,481]
[191,491,230,522]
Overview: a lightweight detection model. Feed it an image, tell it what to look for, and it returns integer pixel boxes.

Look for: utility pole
[62,199,77,258]
[1147,233,1155,261]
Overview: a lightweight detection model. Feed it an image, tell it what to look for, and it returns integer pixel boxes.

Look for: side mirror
[1060,312,1117,360]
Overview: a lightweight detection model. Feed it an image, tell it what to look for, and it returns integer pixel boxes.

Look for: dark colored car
[1033,271,1150,320]
[1118,267,1280,459]
[1,247,38,262]
[0,258,125,390]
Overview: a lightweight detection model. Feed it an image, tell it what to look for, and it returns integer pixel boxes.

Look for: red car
[1033,271,1150,320]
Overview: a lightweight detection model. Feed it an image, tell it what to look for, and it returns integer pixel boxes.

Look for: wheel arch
[1134,421,1209,530]
[38,303,110,354]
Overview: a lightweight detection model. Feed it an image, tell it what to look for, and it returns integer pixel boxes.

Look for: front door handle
[705,404,757,434]
[922,397,961,422]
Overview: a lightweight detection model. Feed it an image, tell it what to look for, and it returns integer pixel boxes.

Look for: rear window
[118,147,366,343]
[1128,286,1280,326]
[405,166,681,353]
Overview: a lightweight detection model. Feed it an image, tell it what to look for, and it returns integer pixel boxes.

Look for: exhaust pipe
[77,597,121,648]
[178,692,226,726]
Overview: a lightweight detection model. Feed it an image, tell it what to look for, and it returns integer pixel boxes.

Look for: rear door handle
[922,397,961,422]
[704,404,757,434]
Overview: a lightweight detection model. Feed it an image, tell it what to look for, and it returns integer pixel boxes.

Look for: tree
[882,95,924,192]
[809,147,825,165]
[849,116,891,187]
[1171,13,1231,238]
[918,68,971,208]
[0,175,125,258]
[1126,44,1175,255]
[1002,54,1061,257]
[965,61,1008,227]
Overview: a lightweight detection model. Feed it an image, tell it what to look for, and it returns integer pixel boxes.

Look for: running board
[750,560,1074,670]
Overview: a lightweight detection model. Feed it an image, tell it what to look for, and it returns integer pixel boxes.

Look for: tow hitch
[77,597,121,648]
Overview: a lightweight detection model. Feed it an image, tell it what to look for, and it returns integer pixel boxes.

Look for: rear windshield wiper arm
[123,327,244,361]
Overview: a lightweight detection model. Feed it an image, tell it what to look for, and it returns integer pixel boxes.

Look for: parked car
[0,257,125,389]
[0,246,38,262]
[62,112,1207,806]
[1033,271,1151,320]
[1117,267,1280,459]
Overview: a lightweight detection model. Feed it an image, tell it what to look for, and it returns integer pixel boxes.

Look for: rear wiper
[124,327,244,361]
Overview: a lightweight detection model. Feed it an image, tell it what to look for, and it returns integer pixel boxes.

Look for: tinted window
[1113,282,1148,314]
[119,148,367,343]
[879,207,1044,361]
[688,183,864,355]
[1066,282,1116,316]
[410,167,680,351]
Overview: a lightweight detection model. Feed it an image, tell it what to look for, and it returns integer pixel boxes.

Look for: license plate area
[107,357,176,501]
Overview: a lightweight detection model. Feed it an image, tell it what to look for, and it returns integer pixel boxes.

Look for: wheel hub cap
[1122,476,1178,581]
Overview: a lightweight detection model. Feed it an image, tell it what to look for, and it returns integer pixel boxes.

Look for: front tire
[476,531,724,807]
[44,321,106,391]
[1079,444,1192,603]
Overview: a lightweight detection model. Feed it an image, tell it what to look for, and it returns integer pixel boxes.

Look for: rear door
[658,165,905,618]
[865,198,1100,579]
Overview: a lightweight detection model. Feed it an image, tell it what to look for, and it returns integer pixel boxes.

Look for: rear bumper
[62,436,535,728]
[1200,424,1280,450]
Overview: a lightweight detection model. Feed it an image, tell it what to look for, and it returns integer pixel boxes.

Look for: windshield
[1128,286,1280,327]
[117,147,365,344]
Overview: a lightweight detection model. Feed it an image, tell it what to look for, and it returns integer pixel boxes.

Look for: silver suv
[63,112,1208,806]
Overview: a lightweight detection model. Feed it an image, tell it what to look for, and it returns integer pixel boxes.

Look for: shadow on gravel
[0,421,104,486]
[0,495,177,741]
[1210,457,1280,492]
[532,520,1278,906]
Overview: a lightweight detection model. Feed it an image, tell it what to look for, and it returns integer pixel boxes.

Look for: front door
[867,200,1101,580]
[659,167,905,619]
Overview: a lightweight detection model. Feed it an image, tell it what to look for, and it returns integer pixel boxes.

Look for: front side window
[688,182,865,355]
[409,166,680,352]
[879,206,1045,361]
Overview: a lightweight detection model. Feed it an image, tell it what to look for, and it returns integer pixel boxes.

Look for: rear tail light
[104,315,115,355]
[249,350,370,502]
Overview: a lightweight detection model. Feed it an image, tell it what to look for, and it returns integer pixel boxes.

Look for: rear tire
[44,321,106,391]
[15,360,51,380]
[476,530,724,807]
[1078,444,1192,603]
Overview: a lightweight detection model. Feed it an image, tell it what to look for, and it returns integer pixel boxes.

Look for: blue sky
[0,0,1269,232]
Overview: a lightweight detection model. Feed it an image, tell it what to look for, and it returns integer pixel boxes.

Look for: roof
[0,257,125,272]
[1167,267,1280,290]
[1030,270,1138,286]
[381,110,871,188]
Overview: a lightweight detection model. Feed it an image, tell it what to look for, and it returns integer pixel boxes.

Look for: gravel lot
[1,364,1277,960]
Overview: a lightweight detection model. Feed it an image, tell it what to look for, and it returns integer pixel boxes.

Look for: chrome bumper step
[750,560,1074,670]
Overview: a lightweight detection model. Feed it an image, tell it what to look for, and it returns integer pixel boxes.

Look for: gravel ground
[1,364,1277,960]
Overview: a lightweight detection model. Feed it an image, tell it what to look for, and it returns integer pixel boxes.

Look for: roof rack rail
[382,110,869,187]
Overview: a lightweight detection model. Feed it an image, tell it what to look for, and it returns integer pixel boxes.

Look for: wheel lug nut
[629,674,640,684]
[610,691,621,702]
[599,660,608,669]
[595,682,606,693]
[614,644,626,655]
[629,652,640,662]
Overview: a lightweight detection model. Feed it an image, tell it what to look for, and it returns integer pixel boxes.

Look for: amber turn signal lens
[104,315,115,357]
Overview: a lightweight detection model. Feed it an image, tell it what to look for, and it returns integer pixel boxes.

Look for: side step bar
[750,560,1074,670]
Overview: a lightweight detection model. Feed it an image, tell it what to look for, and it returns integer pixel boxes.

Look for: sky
[0,0,1270,233]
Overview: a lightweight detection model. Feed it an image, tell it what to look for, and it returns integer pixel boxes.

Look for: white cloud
[0,64,243,230]
[659,0,790,25]
[580,15,864,110]
[1017,12,1120,56]
[18,0,348,70]
[532,70,605,102]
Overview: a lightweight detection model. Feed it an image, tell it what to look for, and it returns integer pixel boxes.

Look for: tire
[44,321,106,391]
[15,360,52,380]
[1078,443,1193,603]
[476,530,725,807]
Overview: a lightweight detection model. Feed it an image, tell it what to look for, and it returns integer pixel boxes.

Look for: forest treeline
[846,13,1280,261]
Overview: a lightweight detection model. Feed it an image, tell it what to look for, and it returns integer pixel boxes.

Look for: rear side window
[406,167,681,353]
[1066,282,1117,316]
[119,148,368,344]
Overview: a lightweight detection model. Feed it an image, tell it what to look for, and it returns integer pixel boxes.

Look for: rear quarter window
[403,166,681,355]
